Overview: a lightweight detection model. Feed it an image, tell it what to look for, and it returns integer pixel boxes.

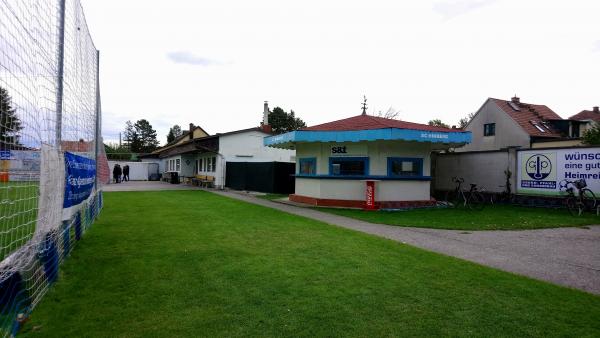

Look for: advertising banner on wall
[517,147,600,196]
[63,152,96,208]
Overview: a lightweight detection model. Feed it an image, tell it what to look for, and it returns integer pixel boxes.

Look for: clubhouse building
[264,112,471,209]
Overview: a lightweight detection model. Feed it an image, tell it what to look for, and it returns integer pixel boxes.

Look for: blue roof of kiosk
[264,114,472,148]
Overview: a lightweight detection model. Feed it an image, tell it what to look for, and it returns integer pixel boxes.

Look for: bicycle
[491,169,514,205]
[444,177,485,210]
[559,179,596,216]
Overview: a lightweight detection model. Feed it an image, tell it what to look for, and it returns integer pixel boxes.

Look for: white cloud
[433,0,497,19]
[166,51,228,66]
[593,40,600,53]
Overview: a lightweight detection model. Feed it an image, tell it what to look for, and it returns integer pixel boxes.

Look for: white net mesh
[0,0,104,335]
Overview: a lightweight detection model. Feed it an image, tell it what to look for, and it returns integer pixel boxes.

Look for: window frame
[328,157,369,176]
[483,123,496,136]
[387,157,424,178]
[298,157,317,176]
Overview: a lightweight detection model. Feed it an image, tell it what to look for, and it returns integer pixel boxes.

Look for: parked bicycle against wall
[491,169,514,205]
[559,179,596,216]
[444,177,485,210]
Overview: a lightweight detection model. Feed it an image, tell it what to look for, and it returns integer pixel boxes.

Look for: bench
[191,175,215,188]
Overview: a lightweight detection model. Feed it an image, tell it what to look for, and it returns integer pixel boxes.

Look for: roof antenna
[361,95,368,115]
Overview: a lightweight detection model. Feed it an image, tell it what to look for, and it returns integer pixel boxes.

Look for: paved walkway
[212,190,600,295]
[102,182,600,295]
[102,181,198,192]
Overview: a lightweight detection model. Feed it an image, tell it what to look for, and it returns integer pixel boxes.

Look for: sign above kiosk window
[330,144,367,156]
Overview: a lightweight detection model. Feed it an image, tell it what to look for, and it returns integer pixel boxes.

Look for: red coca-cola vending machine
[363,180,379,210]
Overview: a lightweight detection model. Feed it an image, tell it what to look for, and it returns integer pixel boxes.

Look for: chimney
[189,123,194,140]
[511,96,520,104]
[594,106,599,113]
[263,101,269,126]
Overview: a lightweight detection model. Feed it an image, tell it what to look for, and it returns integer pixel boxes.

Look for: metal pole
[95,50,101,188]
[55,0,66,148]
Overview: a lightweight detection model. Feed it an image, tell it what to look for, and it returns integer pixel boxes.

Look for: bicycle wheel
[444,191,460,208]
[468,191,485,211]
[581,189,596,212]
[566,197,582,216]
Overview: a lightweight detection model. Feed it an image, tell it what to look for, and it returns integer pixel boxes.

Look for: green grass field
[21,191,600,337]
[318,204,600,230]
[0,182,39,260]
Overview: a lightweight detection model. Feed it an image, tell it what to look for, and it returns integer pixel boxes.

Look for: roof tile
[303,114,462,133]
[570,110,600,122]
[490,98,562,137]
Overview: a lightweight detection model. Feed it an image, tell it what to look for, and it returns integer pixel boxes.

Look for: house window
[329,157,368,176]
[176,159,181,171]
[198,158,203,173]
[388,157,423,177]
[530,120,546,133]
[299,158,316,175]
[484,123,495,136]
[211,157,216,172]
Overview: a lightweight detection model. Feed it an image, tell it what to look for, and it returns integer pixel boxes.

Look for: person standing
[116,164,122,183]
[112,164,119,183]
[123,164,130,182]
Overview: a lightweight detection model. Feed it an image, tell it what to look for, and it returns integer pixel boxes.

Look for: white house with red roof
[264,111,471,208]
[459,96,585,152]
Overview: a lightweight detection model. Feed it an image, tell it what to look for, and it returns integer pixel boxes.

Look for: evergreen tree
[134,119,159,153]
[123,120,140,151]
[0,86,23,149]
[166,124,182,144]
[267,107,306,134]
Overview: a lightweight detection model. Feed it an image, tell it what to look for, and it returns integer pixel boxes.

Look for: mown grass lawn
[0,182,39,260]
[319,204,600,230]
[21,191,600,337]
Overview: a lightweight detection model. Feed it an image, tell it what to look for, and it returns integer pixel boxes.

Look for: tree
[428,119,450,128]
[134,119,159,153]
[458,112,475,129]
[0,86,23,149]
[267,107,306,134]
[582,124,600,145]
[371,106,401,120]
[123,120,140,151]
[104,142,131,160]
[166,124,182,144]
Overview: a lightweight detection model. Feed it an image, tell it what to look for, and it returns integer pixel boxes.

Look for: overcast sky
[80,0,600,145]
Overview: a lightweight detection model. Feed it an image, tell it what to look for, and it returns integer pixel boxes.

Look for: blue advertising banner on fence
[63,152,96,208]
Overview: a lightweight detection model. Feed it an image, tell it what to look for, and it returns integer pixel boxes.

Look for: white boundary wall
[107,161,159,181]
[434,149,517,193]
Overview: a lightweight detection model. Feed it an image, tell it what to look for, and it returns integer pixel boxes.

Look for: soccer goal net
[0,0,107,335]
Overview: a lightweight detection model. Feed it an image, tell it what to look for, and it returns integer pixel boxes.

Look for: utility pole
[55,0,66,147]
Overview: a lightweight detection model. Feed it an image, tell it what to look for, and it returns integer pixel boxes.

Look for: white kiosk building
[265,112,471,208]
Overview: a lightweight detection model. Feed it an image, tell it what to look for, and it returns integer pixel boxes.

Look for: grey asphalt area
[102,181,198,192]
[102,182,600,295]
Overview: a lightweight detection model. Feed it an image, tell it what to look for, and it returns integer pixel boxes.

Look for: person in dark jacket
[112,164,120,183]
[123,164,130,182]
